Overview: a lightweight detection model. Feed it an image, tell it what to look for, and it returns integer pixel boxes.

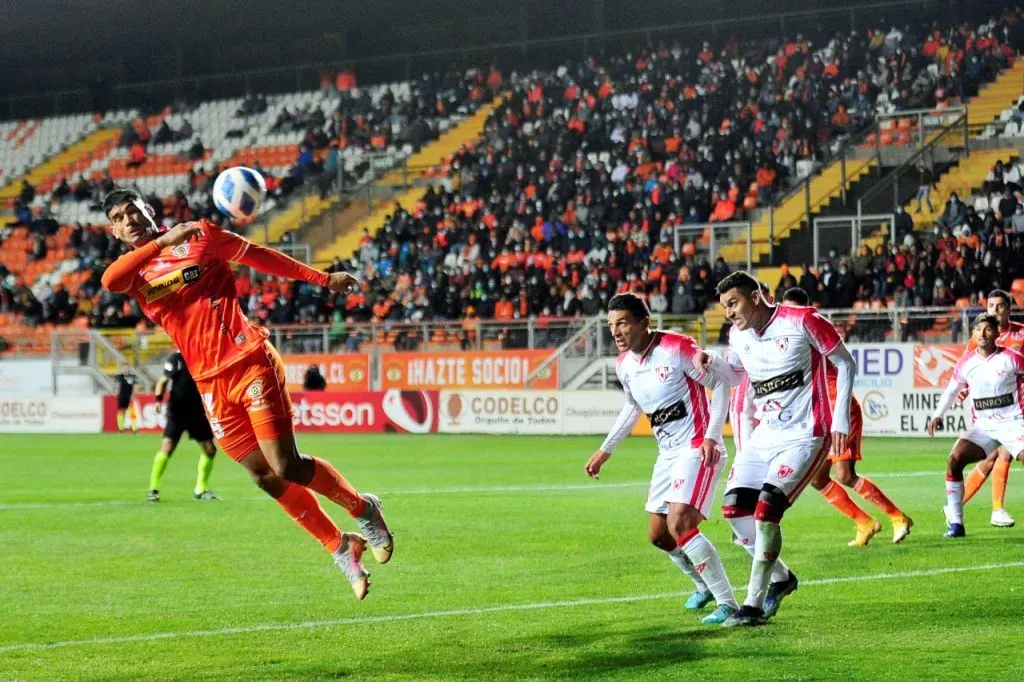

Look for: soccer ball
[212,166,266,224]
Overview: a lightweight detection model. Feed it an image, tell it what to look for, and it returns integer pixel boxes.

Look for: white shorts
[646,446,727,519]
[726,434,831,503]
[962,419,1024,457]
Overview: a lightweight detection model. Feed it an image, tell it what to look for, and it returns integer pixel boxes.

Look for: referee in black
[148,350,219,502]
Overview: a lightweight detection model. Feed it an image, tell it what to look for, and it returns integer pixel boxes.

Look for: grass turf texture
[0,434,1020,681]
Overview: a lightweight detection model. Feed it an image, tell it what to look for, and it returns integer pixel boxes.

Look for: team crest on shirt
[247,380,264,398]
[655,365,671,382]
[777,464,794,478]
[776,337,789,353]
[171,243,190,258]
[672,478,684,490]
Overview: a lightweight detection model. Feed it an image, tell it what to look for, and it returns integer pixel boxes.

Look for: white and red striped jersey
[615,331,716,452]
[729,374,755,452]
[935,347,1024,425]
[725,305,843,438]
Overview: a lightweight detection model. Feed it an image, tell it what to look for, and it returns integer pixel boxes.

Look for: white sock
[745,520,783,609]
[945,478,965,524]
[726,514,791,583]
[665,546,709,594]
[681,532,738,608]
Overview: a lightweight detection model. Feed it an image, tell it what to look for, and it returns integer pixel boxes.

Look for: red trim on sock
[946,472,964,482]
[675,527,701,548]
[721,505,753,518]
[754,500,783,523]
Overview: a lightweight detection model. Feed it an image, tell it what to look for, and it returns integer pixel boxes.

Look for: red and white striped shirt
[609,331,723,453]
[725,305,843,438]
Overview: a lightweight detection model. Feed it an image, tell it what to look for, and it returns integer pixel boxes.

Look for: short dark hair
[608,292,650,321]
[715,270,760,298]
[973,312,1000,330]
[987,289,1012,307]
[758,281,771,296]
[102,188,143,217]
[782,287,810,306]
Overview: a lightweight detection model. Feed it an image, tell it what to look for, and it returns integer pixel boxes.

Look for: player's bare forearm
[101,241,160,292]
[234,241,330,287]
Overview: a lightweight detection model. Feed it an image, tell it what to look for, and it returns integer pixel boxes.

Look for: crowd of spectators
[3,9,1024,343]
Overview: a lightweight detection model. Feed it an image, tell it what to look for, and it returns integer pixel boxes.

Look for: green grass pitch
[0,434,1021,681]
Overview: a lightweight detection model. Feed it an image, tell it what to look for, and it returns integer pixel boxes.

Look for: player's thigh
[646,455,675,515]
[960,426,1001,459]
[242,343,298,465]
[726,447,770,494]
[195,377,258,463]
[763,436,831,503]
[665,446,726,521]
[988,420,1024,459]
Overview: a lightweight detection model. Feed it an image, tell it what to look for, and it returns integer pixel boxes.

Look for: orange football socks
[307,457,367,517]
[853,477,902,518]
[992,458,1011,510]
[821,480,872,525]
[276,482,343,554]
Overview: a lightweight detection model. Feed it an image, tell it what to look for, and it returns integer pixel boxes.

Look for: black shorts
[163,402,214,444]
[117,397,132,410]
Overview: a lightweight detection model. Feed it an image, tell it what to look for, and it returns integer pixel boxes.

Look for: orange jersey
[966,321,1024,353]
[102,221,329,381]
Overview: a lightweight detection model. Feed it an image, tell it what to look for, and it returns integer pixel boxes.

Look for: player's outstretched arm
[212,227,358,291]
[587,397,642,478]
[695,368,729,467]
[927,373,964,436]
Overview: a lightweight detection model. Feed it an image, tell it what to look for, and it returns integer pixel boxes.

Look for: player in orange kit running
[780,288,912,546]
[100,188,392,599]
[960,289,1024,527]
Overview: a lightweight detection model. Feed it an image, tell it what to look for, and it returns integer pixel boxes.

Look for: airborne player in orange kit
[781,288,912,547]
[100,189,392,599]
[960,289,1024,527]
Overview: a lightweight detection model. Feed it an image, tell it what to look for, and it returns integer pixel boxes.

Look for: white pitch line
[0,561,1019,654]
[0,471,945,511]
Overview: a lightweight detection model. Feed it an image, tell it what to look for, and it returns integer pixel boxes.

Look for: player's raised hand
[830,431,849,457]
[156,222,203,249]
[693,350,713,373]
[326,271,358,293]
[926,417,941,436]
[699,438,722,467]
[585,450,612,479]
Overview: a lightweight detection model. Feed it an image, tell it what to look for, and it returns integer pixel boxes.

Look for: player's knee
[835,469,858,488]
[721,488,758,518]
[947,450,965,473]
[648,529,674,551]
[754,484,790,523]
[667,507,701,538]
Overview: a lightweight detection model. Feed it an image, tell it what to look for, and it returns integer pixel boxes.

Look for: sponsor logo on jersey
[139,265,201,303]
[752,370,804,397]
[646,399,688,426]
[974,393,1014,411]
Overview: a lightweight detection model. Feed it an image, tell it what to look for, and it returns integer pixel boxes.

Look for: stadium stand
[2,10,1024,355]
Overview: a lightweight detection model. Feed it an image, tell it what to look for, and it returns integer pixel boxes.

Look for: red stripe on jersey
[685,374,709,447]
[810,349,831,437]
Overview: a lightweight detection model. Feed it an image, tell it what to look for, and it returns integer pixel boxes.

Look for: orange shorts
[828,396,863,463]
[195,341,295,461]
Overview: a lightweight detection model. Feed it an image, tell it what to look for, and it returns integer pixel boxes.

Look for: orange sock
[307,456,366,517]
[853,477,902,518]
[962,466,988,504]
[821,480,872,525]
[992,458,1011,510]
[276,482,343,554]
